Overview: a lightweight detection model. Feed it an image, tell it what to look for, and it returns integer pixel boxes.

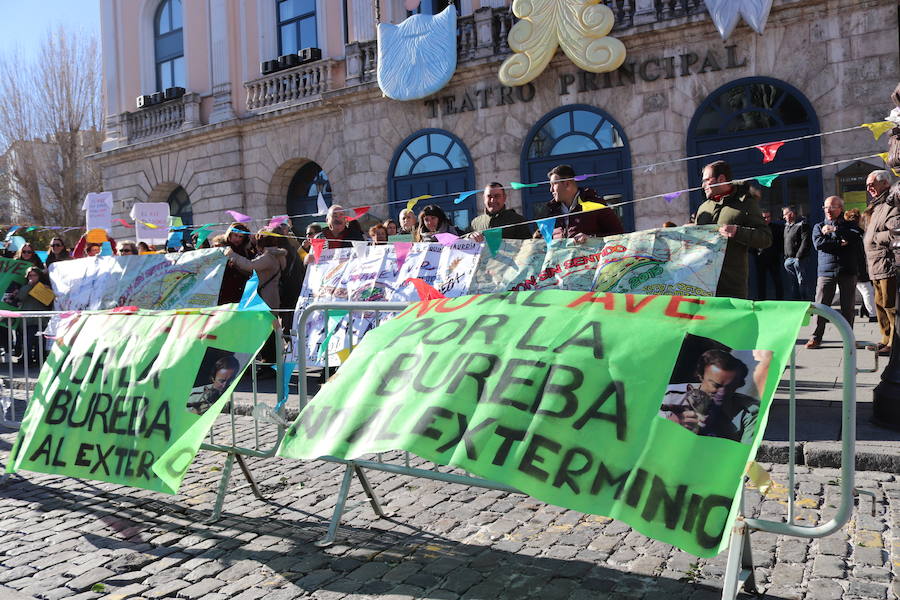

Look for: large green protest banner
[0,257,32,323]
[7,306,273,493]
[278,291,809,557]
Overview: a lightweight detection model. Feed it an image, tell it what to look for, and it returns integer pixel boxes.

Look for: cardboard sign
[130,203,170,246]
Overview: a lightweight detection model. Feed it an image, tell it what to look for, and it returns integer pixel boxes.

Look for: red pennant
[115,218,134,229]
[755,141,785,164]
[112,306,139,314]
[347,206,370,221]
[403,278,446,301]
[310,238,326,262]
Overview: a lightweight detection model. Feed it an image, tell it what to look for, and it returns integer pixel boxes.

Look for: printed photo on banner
[658,334,773,445]
[185,347,252,416]
[2,281,21,307]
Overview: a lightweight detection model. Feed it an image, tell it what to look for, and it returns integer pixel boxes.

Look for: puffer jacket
[863,192,900,280]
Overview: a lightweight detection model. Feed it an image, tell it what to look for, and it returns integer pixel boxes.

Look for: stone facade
[95,0,899,236]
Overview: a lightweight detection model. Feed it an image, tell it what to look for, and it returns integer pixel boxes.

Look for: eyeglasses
[21,250,33,255]
[50,243,62,247]
[120,249,134,254]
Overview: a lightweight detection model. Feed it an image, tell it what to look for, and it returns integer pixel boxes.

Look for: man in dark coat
[753,209,784,299]
[466,183,532,241]
[534,164,624,243]
[782,205,812,300]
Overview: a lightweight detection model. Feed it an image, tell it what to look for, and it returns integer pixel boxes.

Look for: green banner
[7,306,273,493]
[0,257,32,325]
[278,291,809,557]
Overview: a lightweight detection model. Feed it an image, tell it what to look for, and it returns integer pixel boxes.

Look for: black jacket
[783,219,811,259]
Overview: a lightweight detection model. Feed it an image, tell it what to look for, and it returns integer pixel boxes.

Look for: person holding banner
[45,238,71,266]
[696,160,772,299]
[218,223,255,304]
[535,164,625,243]
[415,204,462,242]
[466,183,532,241]
[14,267,53,365]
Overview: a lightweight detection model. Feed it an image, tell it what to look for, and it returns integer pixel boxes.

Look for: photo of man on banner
[186,351,246,416]
[659,334,773,444]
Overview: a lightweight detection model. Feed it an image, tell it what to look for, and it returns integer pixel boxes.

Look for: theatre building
[97,0,899,236]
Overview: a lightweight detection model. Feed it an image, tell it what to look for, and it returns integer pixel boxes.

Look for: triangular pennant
[268,215,289,228]
[394,242,412,268]
[407,195,433,211]
[194,225,214,246]
[537,218,555,243]
[663,191,683,203]
[861,121,895,141]
[755,174,779,187]
[454,190,478,204]
[238,273,270,311]
[403,277,446,301]
[141,221,159,230]
[755,141,785,163]
[580,201,607,211]
[99,241,113,256]
[434,232,459,246]
[24,226,36,232]
[5,226,20,238]
[115,218,134,229]
[168,216,184,228]
[573,174,596,182]
[483,228,502,255]
[310,238,326,262]
[878,152,890,165]
[226,210,252,223]
[316,192,328,215]
[509,181,539,190]
[347,206,370,221]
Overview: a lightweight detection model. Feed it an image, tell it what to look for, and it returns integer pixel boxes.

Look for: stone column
[182,93,202,130]
[209,0,235,123]
[473,7,494,59]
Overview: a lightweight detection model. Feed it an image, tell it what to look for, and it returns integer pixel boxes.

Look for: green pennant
[509,181,539,190]
[483,228,502,255]
[755,174,779,188]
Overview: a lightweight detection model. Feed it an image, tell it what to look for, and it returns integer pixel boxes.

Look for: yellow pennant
[580,201,607,211]
[861,121,895,141]
[407,195,433,212]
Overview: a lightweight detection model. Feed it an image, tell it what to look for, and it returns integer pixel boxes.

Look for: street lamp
[872,226,900,428]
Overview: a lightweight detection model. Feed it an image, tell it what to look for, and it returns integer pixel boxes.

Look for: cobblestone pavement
[1,416,898,600]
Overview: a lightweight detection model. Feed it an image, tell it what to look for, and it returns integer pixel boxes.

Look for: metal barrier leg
[353,465,385,517]
[206,453,235,524]
[722,487,757,599]
[317,462,356,547]
[234,453,265,501]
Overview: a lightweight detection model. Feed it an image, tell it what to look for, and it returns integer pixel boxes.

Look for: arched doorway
[388,129,476,232]
[521,105,633,230]
[287,161,332,234]
[686,78,822,220]
[167,186,192,226]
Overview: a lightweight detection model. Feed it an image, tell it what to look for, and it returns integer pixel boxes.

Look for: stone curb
[757,441,900,473]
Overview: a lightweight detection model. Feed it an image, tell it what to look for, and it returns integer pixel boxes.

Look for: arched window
[155,0,184,91]
[389,129,475,231]
[278,0,317,55]
[686,78,821,220]
[167,186,192,226]
[521,105,633,228]
[287,161,331,233]
[407,0,461,16]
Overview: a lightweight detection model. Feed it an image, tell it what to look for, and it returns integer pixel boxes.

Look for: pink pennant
[310,238,326,262]
[115,218,134,229]
[434,232,460,246]
[403,278,446,301]
[755,141,785,164]
[347,206,370,221]
[394,242,412,269]
[574,174,597,182]
[227,210,252,223]
[268,215,289,228]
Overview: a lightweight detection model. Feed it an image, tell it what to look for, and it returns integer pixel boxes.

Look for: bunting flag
[268,215,289,228]
[862,121,895,141]
[403,277,446,301]
[395,242,412,268]
[663,191,683,203]
[483,228,502,255]
[407,195,433,212]
[755,174,779,188]
[25,226,36,232]
[5,226,20,237]
[454,190,478,204]
[755,141,785,163]
[169,216,184,228]
[573,174,596,182]
[194,225,214,246]
[141,221,159,230]
[99,242,114,256]
[581,201,607,211]
[878,152,890,165]
[316,192,329,215]
[510,181,539,190]
[434,232,460,246]
[226,210,252,223]
[537,217,555,243]
[115,218,134,229]
[347,206,370,221]
[310,238,326,263]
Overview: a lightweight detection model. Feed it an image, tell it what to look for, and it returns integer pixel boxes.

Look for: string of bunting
[1,121,894,238]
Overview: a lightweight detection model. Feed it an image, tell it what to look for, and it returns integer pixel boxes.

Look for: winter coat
[225,247,287,309]
[812,217,859,277]
[538,188,625,239]
[468,208,532,239]
[695,182,772,299]
[783,219,812,259]
[863,192,900,280]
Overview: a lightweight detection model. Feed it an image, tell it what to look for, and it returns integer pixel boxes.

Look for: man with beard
[466,183,532,241]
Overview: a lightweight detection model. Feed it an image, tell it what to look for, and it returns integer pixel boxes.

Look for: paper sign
[82,192,113,233]
[28,282,55,306]
[130,203,170,246]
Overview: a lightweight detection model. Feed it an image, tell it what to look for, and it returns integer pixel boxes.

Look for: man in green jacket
[696,160,773,298]
[466,183,532,241]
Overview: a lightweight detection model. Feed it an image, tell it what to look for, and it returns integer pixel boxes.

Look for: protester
[274,225,305,328]
[85,243,102,257]
[806,196,859,349]
[369,224,388,244]
[383,219,399,236]
[307,206,364,261]
[45,238,71,266]
[753,209,784,300]
[534,164,625,243]
[863,171,900,356]
[398,208,417,235]
[117,241,139,256]
[844,208,877,322]
[466,183,532,241]
[217,222,255,304]
[695,160,772,298]
[14,267,52,366]
[14,244,45,269]
[415,204,462,242]
[299,223,322,262]
[782,205,812,300]
[138,241,152,253]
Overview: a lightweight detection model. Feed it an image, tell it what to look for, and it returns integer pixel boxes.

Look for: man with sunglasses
[696,160,772,299]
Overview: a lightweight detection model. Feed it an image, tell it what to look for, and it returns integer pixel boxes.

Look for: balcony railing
[345,1,707,86]
[123,92,201,144]
[245,60,334,112]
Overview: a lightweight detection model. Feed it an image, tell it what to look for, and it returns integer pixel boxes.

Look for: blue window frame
[520,105,633,229]
[278,0,317,55]
[155,0,184,91]
[389,129,475,231]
